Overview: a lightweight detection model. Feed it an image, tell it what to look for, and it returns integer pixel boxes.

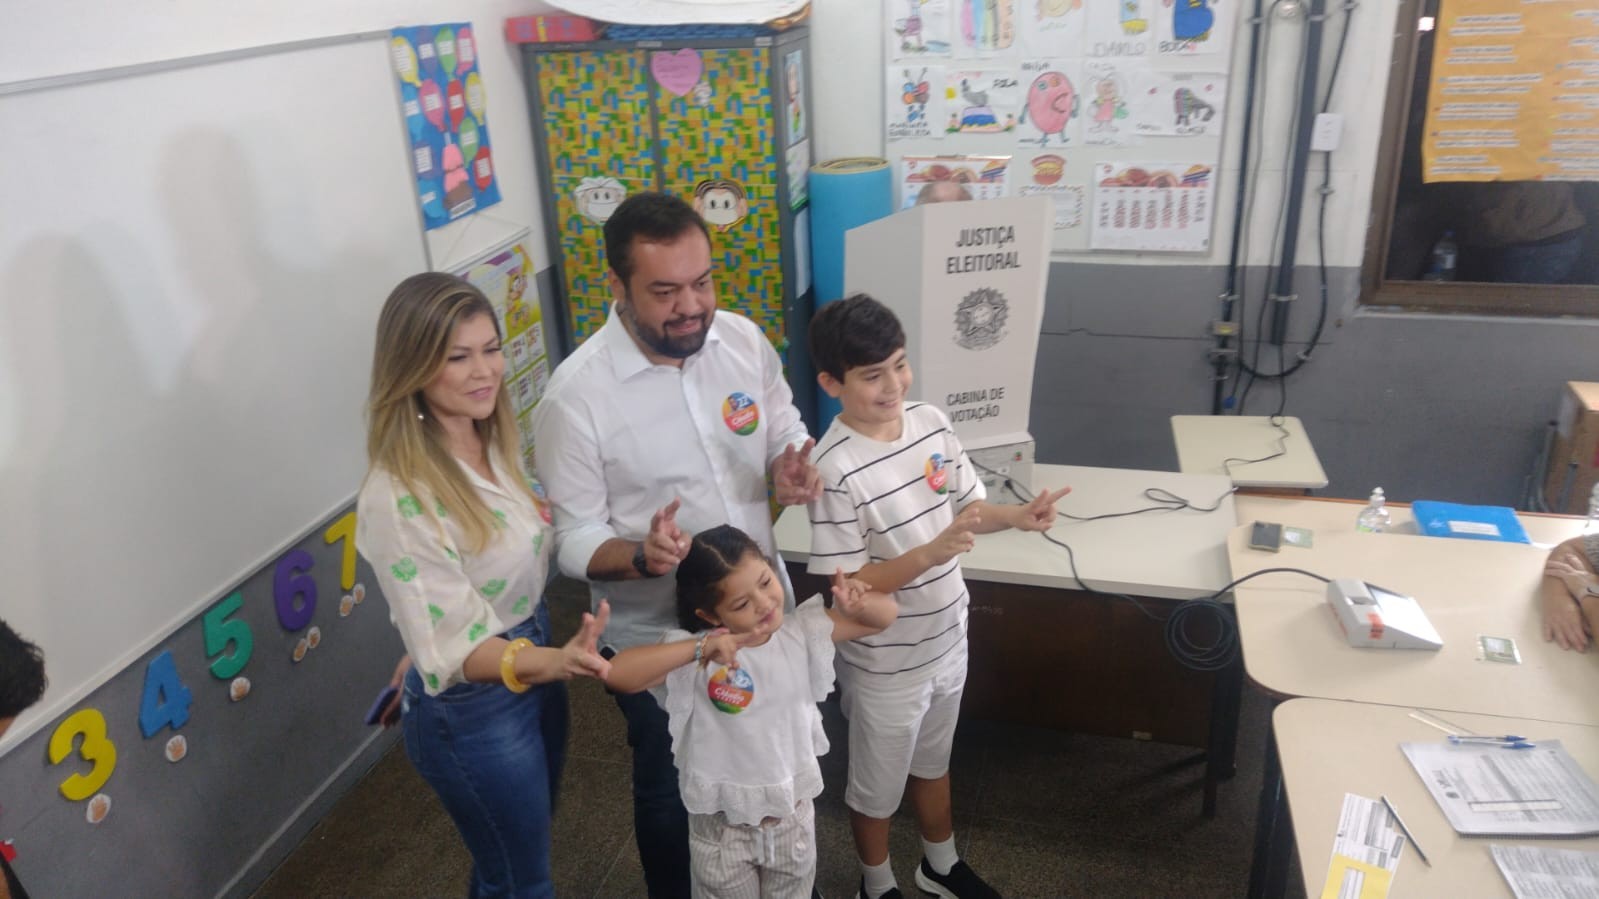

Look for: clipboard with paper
[1400,740,1599,838]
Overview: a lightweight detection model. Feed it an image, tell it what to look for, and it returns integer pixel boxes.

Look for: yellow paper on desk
[1319,794,1404,899]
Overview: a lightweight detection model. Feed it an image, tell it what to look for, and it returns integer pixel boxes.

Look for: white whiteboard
[0,37,426,749]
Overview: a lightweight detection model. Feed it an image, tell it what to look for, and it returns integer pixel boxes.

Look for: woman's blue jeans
[402,603,570,898]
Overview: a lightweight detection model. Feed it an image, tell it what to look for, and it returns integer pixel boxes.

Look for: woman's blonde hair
[365,272,534,553]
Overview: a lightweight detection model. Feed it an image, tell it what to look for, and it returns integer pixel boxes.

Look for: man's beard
[620,297,712,359]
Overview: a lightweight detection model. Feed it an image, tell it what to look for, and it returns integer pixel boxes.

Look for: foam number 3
[273,548,318,631]
[48,709,118,800]
[323,511,358,592]
[138,651,193,738]
[203,591,254,679]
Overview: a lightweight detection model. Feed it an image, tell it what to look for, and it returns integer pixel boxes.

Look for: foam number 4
[323,511,357,591]
[138,651,193,738]
[48,709,118,800]
[203,591,254,679]
[273,548,318,631]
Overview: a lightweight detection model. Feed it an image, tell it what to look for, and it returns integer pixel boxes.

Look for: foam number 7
[203,591,254,679]
[48,709,118,800]
[138,651,193,738]
[323,511,358,592]
[273,548,318,631]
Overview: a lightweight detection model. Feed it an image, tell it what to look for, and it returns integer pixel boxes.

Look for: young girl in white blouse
[605,525,897,898]
[356,272,611,898]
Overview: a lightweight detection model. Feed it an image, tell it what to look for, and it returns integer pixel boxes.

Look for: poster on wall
[954,0,1018,56]
[1091,161,1215,251]
[1015,153,1085,230]
[1083,62,1138,147]
[1154,0,1235,58]
[1132,72,1226,137]
[783,49,807,146]
[1016,60,1083,148]
[1018,0,1088,57]
[391,24,502,229]
[887,66,945,142]
[1423,0,1599,182]
[887,0,955,58]
[944,70,1023,134]
[786,139,811,209]
[453,238,546,472]
[901,154,1012,208]
[1084,0,1155,58]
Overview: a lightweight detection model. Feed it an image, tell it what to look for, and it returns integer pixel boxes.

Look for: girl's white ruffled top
[652,596,835,826]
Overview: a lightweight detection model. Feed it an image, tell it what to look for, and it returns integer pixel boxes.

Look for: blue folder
[1410,501,1530,544]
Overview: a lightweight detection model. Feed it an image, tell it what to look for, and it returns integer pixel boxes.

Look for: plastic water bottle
[1356,488,1392,533]
[1423,231,1458,281]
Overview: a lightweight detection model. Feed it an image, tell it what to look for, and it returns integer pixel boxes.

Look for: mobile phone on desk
[364,684,400,727]
[1249,521,1283,553]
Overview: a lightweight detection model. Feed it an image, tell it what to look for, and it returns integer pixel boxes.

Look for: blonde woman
[356,273,611,898]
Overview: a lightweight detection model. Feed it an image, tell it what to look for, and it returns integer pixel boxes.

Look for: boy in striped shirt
[805,295,1069,899]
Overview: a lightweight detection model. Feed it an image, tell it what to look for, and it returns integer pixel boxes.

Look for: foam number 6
[203,591,254,679]
[323,511,358,591]
[138,651,193,738]
[48,709,118,800]
[273,548,318,631]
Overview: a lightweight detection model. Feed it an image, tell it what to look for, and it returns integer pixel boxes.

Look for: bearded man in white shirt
[532,191,820,897]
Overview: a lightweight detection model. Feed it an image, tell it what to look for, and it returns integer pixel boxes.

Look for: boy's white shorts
[687,798,816,899]
[839,647,968,819]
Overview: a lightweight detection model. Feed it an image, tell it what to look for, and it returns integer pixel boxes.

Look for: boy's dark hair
[675,524,768,632]
[807,294,907,382]
[603,192,711,283]
[0,619,47,720]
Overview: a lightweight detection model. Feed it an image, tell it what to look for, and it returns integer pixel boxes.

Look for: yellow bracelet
[500,638,535,693]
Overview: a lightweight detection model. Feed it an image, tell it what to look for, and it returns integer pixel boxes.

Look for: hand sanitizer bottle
[1356,487,1391,533]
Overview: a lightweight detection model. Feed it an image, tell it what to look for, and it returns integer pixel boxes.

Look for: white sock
[861,857,896,897]
[923,835,959,876]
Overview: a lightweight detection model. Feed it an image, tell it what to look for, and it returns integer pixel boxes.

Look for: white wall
[4,0,558,274]
[808,0,1399,270]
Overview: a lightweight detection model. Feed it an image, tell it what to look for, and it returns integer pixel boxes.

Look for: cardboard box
[1542,381,1599,515]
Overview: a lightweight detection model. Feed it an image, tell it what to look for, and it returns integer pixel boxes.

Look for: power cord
[966,458,1328,671]
[1219,414,1291,476]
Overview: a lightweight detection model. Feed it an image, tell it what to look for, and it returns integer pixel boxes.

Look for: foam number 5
[48,709,118,800]
[203,591,254,679]
[138,651,193,738]
[323,511,358,592]
[273,548,318,631]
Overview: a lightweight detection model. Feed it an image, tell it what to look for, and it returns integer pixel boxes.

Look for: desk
[1171,415,1328,490]
[1275,698,1599,898]
[1233,496,1599,897]
[777,463,1242,812]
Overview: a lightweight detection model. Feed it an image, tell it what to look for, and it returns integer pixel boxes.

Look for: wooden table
[1275,698,1599,898]
[776,463,1242,813]
[1171,415,1328,490]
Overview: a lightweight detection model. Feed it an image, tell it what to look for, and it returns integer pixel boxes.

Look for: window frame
[1360,0,1599,317]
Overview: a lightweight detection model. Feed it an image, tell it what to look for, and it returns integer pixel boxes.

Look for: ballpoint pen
[1381,795,1432,867]
[1447,734,1536,749]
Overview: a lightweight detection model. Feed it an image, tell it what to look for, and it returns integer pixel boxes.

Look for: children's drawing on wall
[887,66,944,142]
[1019,0,1085,57]
[1091,160,1216,251]
[574,176,626,224]
[1016,153,1086,231]
[959,0,1016,54]
[944,70,1022,134]
[900,155,1012,209]
[1157,0,1232,56]
[1084,63,1134,146]
[784,50,807,145]
[1132,72,1226,136]
[693,179,750,229]
[391,23,502,229]
[888,0,954,58]
[1085,0,1154,57]
[1017,61,1080,147]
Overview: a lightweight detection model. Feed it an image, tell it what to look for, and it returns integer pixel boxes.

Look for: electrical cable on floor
[966,459,1329,671]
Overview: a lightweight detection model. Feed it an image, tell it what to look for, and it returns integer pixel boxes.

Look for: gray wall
[1029,262,1599,507]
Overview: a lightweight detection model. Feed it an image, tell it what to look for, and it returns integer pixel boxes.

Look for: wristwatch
[632,543,654,578]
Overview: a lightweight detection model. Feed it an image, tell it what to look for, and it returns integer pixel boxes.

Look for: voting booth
[844,196,1053,502]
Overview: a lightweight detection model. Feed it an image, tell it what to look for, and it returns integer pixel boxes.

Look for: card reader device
[1325,578,1443,650]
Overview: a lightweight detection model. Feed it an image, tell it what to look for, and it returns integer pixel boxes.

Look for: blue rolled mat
[808,157,893,427]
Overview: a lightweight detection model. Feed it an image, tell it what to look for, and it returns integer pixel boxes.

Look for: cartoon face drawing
[574,176,626,223]
[1020,71,1078,146]
[693,179,748,229]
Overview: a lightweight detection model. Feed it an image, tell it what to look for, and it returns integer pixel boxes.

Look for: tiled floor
[254,578,1306,898]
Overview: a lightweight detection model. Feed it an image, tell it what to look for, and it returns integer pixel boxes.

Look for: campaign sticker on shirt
[925,453,949,494]
[530,481,554,525]
[721,392,760,436]
[707,666,755,714]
